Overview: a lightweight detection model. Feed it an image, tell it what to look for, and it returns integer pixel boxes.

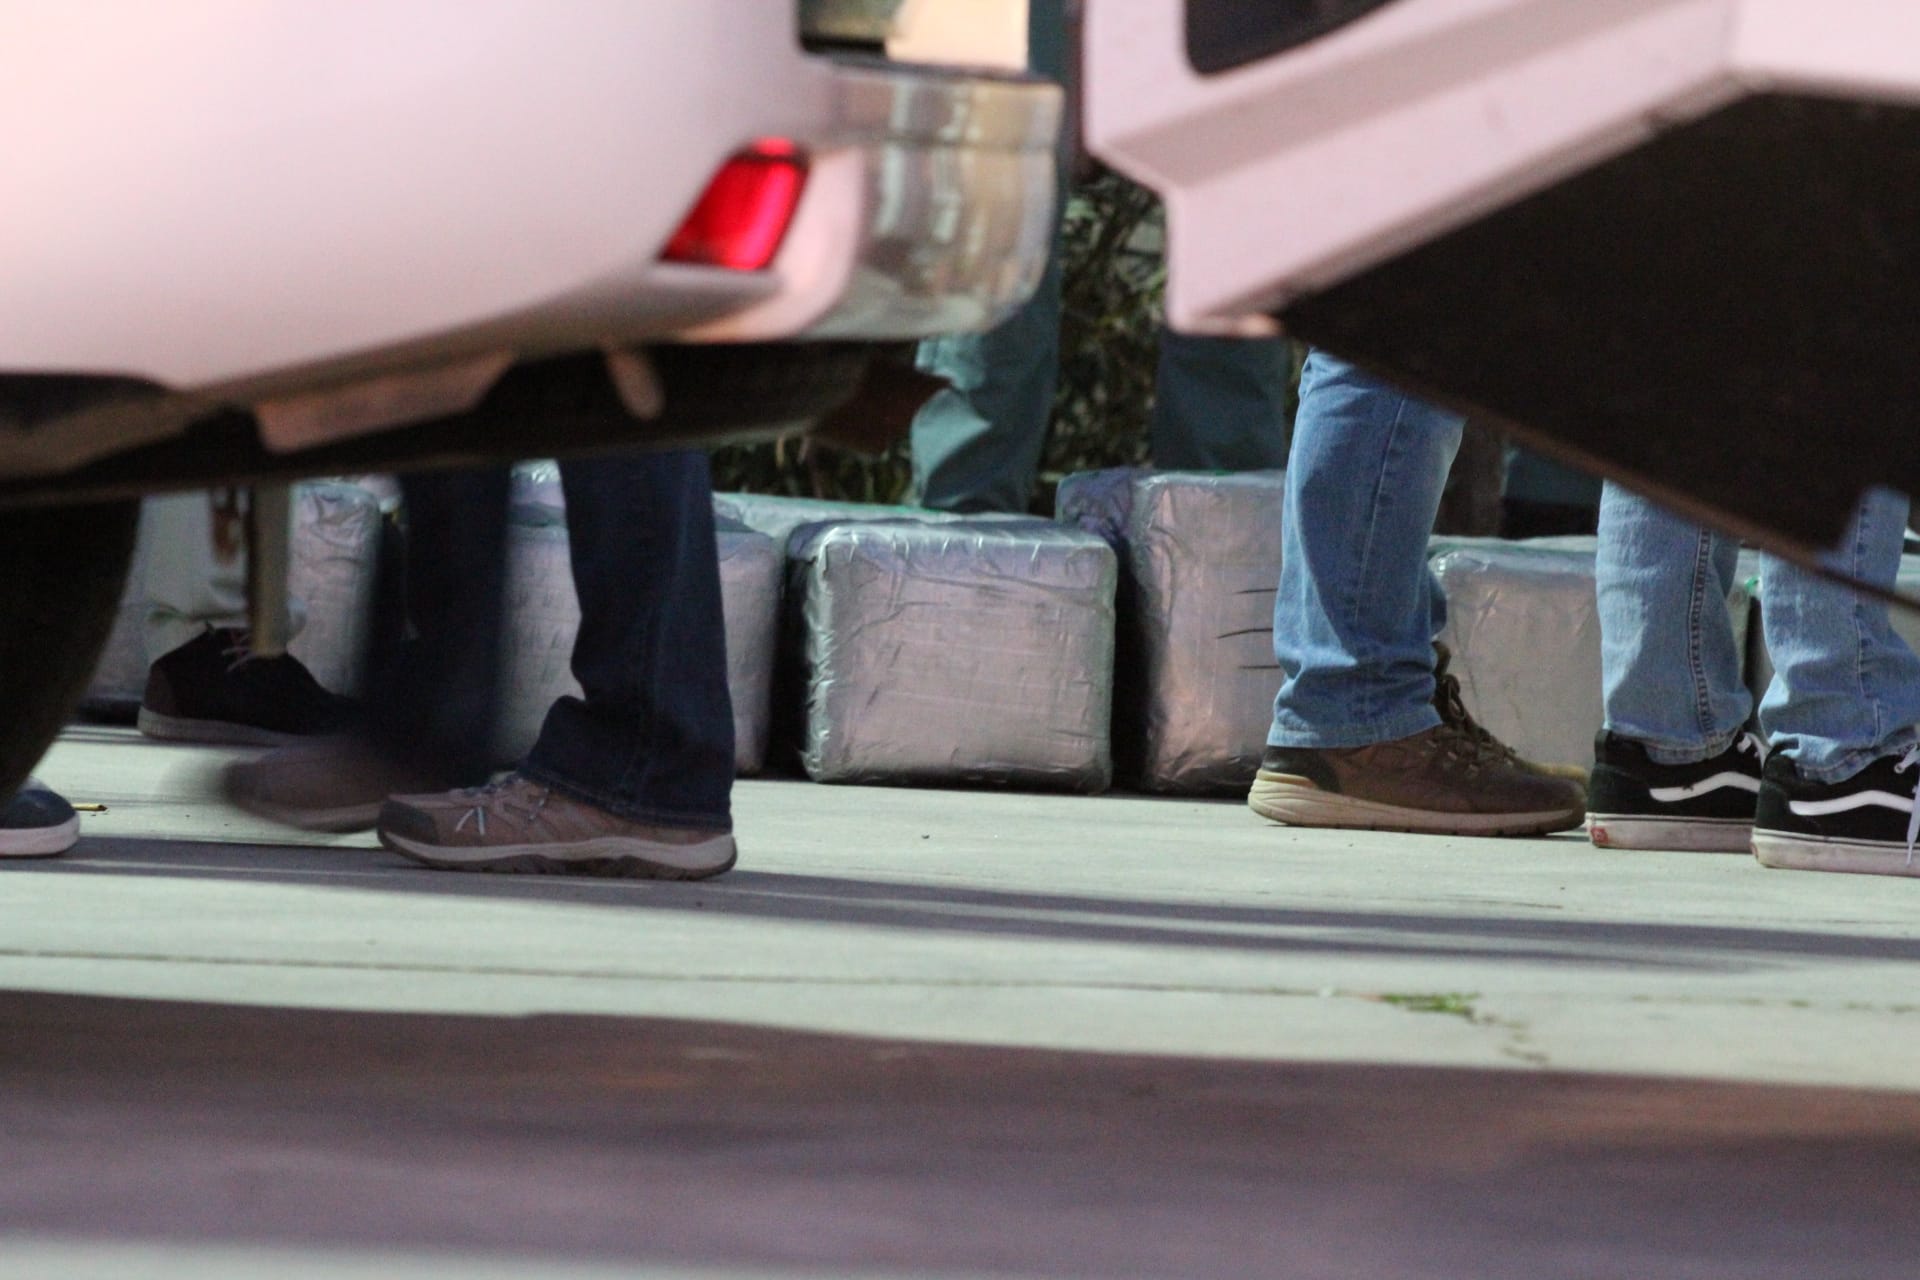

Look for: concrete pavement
[7,727,1920,1278]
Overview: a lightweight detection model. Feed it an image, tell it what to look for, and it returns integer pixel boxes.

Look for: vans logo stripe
[1648,772,1763,803]
[1790,790,1917,818]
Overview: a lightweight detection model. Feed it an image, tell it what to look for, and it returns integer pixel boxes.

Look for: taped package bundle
[493,505,783,776]
[83,480,384,713]
[790,517,1117,790]
[713,492,1006,553]
[1432,540,1751,773]
[284,480,386,697]
[81,529,156,716]
[1056,468,1286,794]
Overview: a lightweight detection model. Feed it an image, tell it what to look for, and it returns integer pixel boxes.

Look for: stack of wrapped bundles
[1056,468,1287,794]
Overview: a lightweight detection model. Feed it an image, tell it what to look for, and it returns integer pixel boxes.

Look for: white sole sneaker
[0,813,80,858]
[1752,830,1920,877]
[1587,813,1754,853]
[1248,773,1583,837]
[138,707,309,748]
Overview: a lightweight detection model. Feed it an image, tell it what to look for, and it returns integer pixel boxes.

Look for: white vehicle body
[1084,0,1920,553]
[0,0,1059,477]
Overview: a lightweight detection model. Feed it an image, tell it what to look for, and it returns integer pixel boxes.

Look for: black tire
[0,500,140,800]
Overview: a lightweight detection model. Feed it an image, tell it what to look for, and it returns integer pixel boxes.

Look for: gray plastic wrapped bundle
[1056,468,1286,794]
[711,492,1026,555]
[790,517,1117,790]
[284,480,385,696]
[1432,540,1752,772]
[493,515,783,776]
[81,528,156,714]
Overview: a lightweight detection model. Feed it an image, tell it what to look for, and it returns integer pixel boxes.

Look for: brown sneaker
[1248,723,1587,836]
[377,774,736,879]
[222,738,445,833]
[1432,641,1590,787]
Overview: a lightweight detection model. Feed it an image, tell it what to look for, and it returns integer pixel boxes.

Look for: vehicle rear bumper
[676,60,1063,343]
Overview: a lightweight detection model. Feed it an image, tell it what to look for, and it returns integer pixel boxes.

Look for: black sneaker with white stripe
[1586,730,1764,852]
[1751,745,1920,876]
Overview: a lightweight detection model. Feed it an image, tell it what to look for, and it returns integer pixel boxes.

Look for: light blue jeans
[1596,482,1920,782]
[1268,352,1463,748]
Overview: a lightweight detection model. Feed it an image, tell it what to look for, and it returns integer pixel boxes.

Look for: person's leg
[525,450,734,828]
[910,245,1063,514]
[1759,488,1920,777]
[1586,482,1762,850]
[222,467,511,832]
[367,467,511,783]
[1147,330,1292,471]
[137,490,348,745]
[1752,489,1920,874]
[1251,352,1584,835]
[379,450,736,879]
[1268,352,1464,748]
[910,0,1068,515]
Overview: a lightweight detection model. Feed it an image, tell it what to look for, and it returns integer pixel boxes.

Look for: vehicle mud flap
[0,499,140,800]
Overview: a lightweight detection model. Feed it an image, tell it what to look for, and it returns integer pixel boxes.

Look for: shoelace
[1896,744,1920,868]
[216,628,259,675]
[1432,648,1519,763]
[1734,731,1766,763]
[454,777,554,838]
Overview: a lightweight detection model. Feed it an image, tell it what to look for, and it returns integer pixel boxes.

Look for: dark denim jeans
[371,450,733,832]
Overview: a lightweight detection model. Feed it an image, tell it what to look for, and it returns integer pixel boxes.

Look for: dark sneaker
[379,774,737,879]
[139,627,357,747]
[1,778,80,858]
[1751,746,1920,876]
[1432,641,1589,785]
[222,738,445,833]
[1587,730,1764,852]
[1247,724,1587,836]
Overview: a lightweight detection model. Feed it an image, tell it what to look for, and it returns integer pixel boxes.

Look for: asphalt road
[7,727,1920,1279]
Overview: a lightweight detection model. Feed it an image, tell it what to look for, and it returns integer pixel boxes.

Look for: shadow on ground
[5,988,1920,1278]
[23,835,1920,975]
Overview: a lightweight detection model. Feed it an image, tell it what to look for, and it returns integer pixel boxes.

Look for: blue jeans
[1596,482,1920,782]
[1268,352,1463,748]
[375,452,734,830]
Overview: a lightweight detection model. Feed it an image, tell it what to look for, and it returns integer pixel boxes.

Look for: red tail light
[661,139,809,271]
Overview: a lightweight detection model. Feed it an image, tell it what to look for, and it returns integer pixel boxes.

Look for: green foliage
[1040,170,1168,491]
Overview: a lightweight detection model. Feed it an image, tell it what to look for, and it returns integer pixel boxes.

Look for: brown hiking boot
[377,773,736,879]
[1432,641,1589,786]
[1248,723,1587,836]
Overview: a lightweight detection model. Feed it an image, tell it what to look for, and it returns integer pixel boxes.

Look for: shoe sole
[0,815,80,857]
[1752,830,1920,877]
[1587,813,1754,853]
[139,707,310,748]
[232,795,383,834]
[1248,773,1583,837]
[379,830,738,880]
